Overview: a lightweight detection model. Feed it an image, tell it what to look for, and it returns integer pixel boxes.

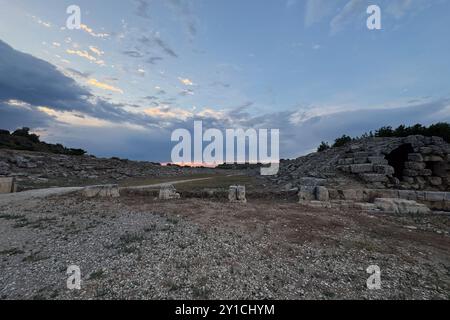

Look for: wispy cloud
[89,46,104,57]
[178,77,195,86]
[80,24,109,38]
[330,0,365,34]
[87,79,124,94]
[66,49,105,65]
[304,0,334,27]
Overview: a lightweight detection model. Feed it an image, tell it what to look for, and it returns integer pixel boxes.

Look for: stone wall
[336,135,449,191]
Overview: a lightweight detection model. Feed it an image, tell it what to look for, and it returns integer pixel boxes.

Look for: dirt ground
[0,193,449,300]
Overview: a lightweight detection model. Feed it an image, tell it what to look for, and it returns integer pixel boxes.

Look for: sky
[0,0,449,162]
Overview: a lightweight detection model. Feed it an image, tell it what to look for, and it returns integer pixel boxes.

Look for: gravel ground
[0,193,449,300]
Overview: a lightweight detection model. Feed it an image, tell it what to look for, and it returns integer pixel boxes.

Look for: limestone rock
[82,185,120,198]
[350,164,373,173]
[298,186,316,201]
[404,162,426,171]
[360,174,388,183]
[315,186,329,202]
[159,185,181,200]
[427,176,442,186]
[0,177,17,194]
[298,177,326,186]
[374,198,430,214]
[424,192,445,202]
[368,157,388,165]
[229,185,247,203]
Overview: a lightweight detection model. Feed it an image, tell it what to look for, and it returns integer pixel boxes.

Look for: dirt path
[0,176,216,205]
[123,176,215,190]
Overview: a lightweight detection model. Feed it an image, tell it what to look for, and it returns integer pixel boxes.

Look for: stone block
[82,185,120,198]
[353,157,368,164]
[340,189,366,202]
[298,177,326,186]
[404,162,426,171]
[403,177,415,184]
[338,158,354,165]
[350,164,373,173]
[315,186,329,202]
[408,153,424,162]
[423,155,444,162]
[229,185,246,203]
[159,185,181,200]
[354,152,370,158]
[328,188,340,200]
[368,157,388,165]
[0,177,16,194]
[403,169,419,177]
[302,201,332,209]
[425,192,445,202]
[427,176,442,186]
[298,186,315,201]
[415,191,425,201]
[419,147,433,154]
[337,165,351,173]
[398,190,417,201]
[360,174,388,183]
[374,165,395,175]
[353,202,378,211]
[419,169,432,176]
[374,198,430,215]
[372,189,400,199]
[445,192,450,202]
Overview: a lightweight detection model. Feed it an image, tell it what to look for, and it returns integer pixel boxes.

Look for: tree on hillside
[317,141,330,152]
[332,135,352,148]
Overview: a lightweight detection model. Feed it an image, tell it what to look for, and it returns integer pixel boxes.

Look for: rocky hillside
[0,149,217,190]
[0,128,86,156]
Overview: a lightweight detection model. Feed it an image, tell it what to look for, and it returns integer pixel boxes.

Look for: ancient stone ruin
[229,185,247,203]
[0,177,17,194]
[81,184,120,198]
[275,135,450,213]
[159,185,181,200]
[336,135,449,191]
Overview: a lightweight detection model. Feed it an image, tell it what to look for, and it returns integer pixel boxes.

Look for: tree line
[317,122,450,152]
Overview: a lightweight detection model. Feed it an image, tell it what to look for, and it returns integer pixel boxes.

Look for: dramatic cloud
[0,40,138,125]
[1,38,449,162]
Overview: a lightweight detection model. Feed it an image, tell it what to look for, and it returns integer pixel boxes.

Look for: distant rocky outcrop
[0,148,217,191]
[0,127,86,156]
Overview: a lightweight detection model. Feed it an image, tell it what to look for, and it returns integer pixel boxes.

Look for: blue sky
[0,0,449,161]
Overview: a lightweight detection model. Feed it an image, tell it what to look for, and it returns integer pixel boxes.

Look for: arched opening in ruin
[385,144,414,179]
